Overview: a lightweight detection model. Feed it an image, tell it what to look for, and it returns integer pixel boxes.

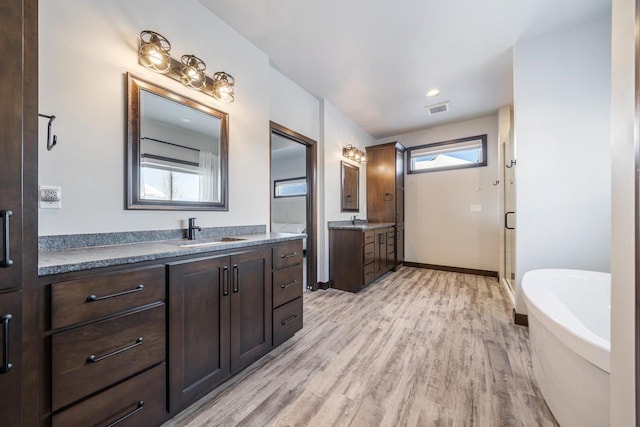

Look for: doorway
[269,122,318,291]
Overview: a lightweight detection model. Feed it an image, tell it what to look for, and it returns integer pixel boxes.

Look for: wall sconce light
[343,145,367,163]
[212,72,235,103]
[137,30,235,102]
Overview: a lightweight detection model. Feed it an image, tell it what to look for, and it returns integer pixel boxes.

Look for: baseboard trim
[513,309,529,326]
[403,262,498,278]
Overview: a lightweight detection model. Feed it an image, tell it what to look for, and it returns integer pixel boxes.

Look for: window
[140,154,200,201]
[274,177,307,198]
[407,134,488,174]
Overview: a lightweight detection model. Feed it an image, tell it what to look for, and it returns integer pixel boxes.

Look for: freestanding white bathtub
[522,269,610,427]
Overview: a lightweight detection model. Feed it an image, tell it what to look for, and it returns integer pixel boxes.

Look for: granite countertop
[39,232,305,276]
[327,221,395,231]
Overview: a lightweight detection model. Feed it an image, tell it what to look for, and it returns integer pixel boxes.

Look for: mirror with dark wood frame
[341,161,359,212]
[126,73,229,210]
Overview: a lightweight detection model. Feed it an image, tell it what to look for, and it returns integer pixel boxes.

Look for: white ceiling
[199,0,610,139]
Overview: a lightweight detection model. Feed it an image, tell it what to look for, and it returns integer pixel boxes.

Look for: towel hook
[505,159,516,168]
[38,113,57,151]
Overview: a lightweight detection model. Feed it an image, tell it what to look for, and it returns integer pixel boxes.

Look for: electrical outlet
[40,185,61,209]
[470,204,483,213]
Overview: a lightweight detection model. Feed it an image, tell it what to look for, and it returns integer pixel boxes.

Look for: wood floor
[163,267,558,427]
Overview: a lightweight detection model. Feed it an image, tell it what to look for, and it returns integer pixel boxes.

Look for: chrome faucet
[187,218,202,240]
[351,215,357,225]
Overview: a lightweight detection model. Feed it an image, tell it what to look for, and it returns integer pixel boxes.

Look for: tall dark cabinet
[366,142,405,269]
[0,0,38,425]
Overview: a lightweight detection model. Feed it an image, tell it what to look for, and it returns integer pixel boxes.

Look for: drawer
[363,243,375,265]
[364,263,375,286]
[273,297,303,347]
[273,240,303,270]
[273,265,303,308]
[52,266,165,329]
[363,231,375,245]
[387,239,395,254]
[388,229,396,240]
[52,363,166,427]
[52,305,165,410]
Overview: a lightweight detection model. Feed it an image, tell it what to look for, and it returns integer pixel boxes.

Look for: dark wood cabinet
[0,0,38,424]
[271,240,303,346]
[169,247,273,412]
[330,227,394,292]
[168,255,230,412]
[366,142,405,269]
[230,248,272,374]
[47,266,167,423]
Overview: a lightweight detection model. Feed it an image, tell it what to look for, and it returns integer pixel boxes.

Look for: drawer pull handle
[281,280,298,289]
[280,252,298,259]
[366,252,374,256]
[281,314,298,326]
[87,337,143,363]
[107,400,144,427]
[366,271,374,276]
[0,210,13,268]
[0,314,13,374]
[86,284,144,302]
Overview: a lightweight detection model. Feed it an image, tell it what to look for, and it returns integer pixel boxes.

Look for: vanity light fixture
[137,30,236,102]
[180,55,207,91]
[343,145,367,163]
[139,31,172,73]
[211,72,235,103]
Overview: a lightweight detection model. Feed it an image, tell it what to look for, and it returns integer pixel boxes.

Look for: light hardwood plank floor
[163,267,558,427]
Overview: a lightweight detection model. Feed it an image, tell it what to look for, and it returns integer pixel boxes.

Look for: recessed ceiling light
[426,89,440,97]
[181,118,191,123]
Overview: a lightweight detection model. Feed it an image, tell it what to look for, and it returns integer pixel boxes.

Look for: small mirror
[341,161,359,212]
[127,73,228,210]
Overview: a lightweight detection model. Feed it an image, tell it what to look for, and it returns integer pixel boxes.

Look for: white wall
[513,13,612,312]
[320,100,375,281]
[380,115,500,272]
[610,0,635,424]
[269,67,320,142]
[39,0,271,235]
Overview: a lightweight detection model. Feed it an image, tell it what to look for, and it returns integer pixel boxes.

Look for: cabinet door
[0,290,21,426]
[0,0,24,293]
[230,248,272,373]
[169,256,231,411]
[374,231,387,277]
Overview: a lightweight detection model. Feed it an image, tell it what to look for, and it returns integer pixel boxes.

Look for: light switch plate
[40,185,61,209]
[470,204,483,213]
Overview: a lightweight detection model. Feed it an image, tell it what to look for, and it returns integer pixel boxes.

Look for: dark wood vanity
[38,238,304,426]
[329,226,395,292]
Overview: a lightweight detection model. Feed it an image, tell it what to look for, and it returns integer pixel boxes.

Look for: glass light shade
[139,31,172,74]
[212,72,235,103]
[180,55,207,91]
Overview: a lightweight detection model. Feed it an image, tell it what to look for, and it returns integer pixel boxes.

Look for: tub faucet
[187,218,202,240]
